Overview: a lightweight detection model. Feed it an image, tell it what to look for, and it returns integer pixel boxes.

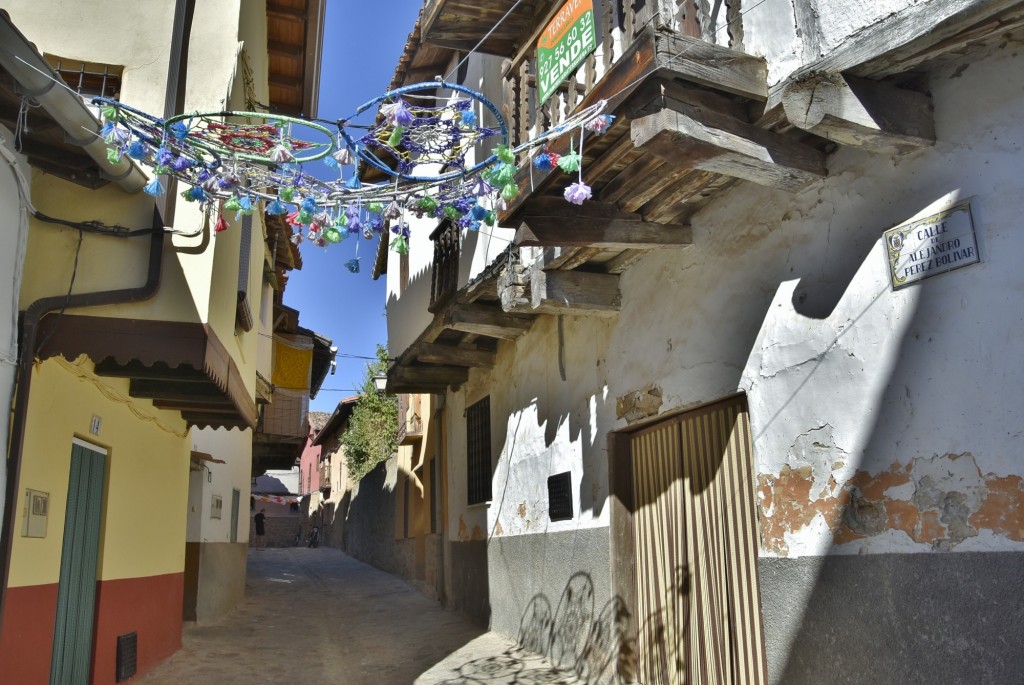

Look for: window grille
[547,472,573,521]
[429,220,460,312]
[46,56,123,99]
[466,397,491,505]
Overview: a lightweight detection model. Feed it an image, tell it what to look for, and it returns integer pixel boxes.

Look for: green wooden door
[50,441,107,685]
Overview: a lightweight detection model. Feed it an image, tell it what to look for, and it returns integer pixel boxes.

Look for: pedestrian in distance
[254,508,266,550]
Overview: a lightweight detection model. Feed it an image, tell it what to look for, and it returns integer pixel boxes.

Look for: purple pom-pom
[564,181,592,205]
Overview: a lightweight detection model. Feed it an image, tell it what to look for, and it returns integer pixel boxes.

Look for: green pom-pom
[101,105,118,121]
[484,210,496,226]
[501,182,519,202]
[442,205,461,220]
[280,186,295,202]
[367,202,384,215]
[494,145,515,164]
[106,147,121,164]
[486,162,516,186]
[418,196,438,213]
[388,125,405,147]
[324,226,343,243]
[557,147,582,173]
[153,166,168,176]
[298,210,313,225]
[335,212,348,228]
[392,235,409,255]
[224,196,242,212]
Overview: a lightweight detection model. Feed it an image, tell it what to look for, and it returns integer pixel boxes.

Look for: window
[547,472,573,521]
[466,397,492,505]
[45,56,122,99]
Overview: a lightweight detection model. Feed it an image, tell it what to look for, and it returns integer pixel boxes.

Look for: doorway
[626,395,767,685]
[49,439,107,685]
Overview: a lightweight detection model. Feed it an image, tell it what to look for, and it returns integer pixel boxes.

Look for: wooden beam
[632,108,826,192]
[266,3,306,21]
[414,343,496,368]
[269,74,301,91]
[154,400,238,413]
[267,40,303,58]
[760,0,1024,126]
[95,359,208,382]
[444,303,534,339]
[129,378,231,404]
[531,270,621,316]
[653,32,768,101]
[391,364,469,387]
[782,73,934,152]
[517,208,692,250]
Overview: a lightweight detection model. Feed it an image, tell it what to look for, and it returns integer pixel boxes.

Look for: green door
[50,441,107,685]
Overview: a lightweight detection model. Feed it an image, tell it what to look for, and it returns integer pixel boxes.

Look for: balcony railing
[501,0,739,150]
[397,393,425,445]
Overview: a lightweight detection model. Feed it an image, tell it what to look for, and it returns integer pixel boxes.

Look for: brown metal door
[630,396,767,685]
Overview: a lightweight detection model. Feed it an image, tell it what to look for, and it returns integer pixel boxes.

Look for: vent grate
[116,632,137,682]
[548,472,573,521]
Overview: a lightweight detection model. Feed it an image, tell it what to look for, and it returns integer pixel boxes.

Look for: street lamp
[372,374,388,393]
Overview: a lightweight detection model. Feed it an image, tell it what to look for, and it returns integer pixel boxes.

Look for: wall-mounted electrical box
[211,494,223,519]
[22,489,49,538]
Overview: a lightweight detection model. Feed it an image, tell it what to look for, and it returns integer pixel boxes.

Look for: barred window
[466,397,491,505]
[45,56,122,100]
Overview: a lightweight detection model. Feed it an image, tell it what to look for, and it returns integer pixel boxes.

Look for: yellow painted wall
[10,0,262,404]
[9,357,190,588]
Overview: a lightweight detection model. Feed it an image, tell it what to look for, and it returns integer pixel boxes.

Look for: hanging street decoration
[94,80,609,263]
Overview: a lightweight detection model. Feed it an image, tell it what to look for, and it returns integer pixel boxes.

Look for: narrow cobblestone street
[137,548,581,685]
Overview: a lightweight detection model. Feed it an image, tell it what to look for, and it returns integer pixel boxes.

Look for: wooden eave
[385,250,523,394]
[266,0,325,118]
[36,315,258,430]
[420,0,546,55]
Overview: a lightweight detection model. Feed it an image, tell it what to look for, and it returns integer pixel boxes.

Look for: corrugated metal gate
[629,396,766,685]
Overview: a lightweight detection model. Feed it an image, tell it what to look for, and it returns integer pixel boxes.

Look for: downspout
[0,209,164,627]
[0,0,195,634]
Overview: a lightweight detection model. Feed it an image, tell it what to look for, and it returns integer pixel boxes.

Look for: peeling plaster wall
[745,0,934,86]
[593,41,1024,561]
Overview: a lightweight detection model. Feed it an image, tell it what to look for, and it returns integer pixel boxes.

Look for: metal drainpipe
[0,0,195,636]
[0,208,164,627]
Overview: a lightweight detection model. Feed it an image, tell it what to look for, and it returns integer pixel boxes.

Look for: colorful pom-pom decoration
[215,215,229,233]
[344,258,360,273]
[143,178,164,197]
[557,147,582,173]
[584,114,615,134]
[267,199,288,215]
[564,181,592,205]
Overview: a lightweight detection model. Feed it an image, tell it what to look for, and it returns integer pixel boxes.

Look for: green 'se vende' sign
[537,0,597,106]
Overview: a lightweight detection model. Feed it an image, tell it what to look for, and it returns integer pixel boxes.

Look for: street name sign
[884,200,979,289]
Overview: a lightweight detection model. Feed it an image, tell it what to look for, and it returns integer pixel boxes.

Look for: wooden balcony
[388,0,1016,393]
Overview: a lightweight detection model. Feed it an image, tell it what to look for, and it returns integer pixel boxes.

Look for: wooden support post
[632,108,826,192]
[515,199,693,249]
[782,73,934,152]
[414,343,497,368]
[530,270,621,316]
[444,303,534,339]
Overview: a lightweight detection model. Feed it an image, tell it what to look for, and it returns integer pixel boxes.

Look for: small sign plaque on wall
[884,200,980,289]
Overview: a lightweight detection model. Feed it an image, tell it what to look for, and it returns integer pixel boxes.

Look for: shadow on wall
[429,570,698,685]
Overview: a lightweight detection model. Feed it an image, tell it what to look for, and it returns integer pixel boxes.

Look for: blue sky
[284,0,424,411]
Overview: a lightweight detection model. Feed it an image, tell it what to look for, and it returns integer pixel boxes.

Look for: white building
[381,1,1024,683]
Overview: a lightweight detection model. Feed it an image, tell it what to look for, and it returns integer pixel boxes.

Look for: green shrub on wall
[342,344,398,480]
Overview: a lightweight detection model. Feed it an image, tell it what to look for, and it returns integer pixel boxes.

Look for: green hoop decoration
[163,111,335,165]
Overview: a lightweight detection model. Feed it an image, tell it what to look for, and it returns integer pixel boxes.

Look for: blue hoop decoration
[338,81,508,184]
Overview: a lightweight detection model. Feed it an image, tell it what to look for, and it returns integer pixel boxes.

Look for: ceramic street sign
[885,200,980,289]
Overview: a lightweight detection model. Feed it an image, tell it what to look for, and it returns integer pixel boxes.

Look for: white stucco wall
[0,124,31,536]
[448,40,1024,562]
[188,427,254,544]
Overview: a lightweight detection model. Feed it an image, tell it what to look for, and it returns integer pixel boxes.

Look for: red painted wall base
[0,572,183,685]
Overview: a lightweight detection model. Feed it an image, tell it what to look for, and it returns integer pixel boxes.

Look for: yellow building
[0,2,324,682]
